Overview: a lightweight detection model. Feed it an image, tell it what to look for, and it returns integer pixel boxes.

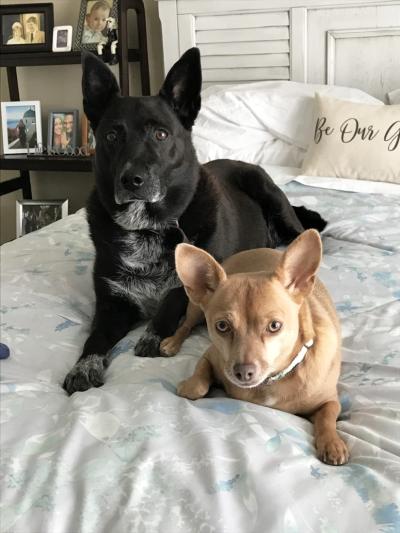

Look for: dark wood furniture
[0,0,150,199]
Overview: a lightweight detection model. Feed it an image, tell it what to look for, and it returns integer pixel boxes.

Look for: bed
[2,0,400,531]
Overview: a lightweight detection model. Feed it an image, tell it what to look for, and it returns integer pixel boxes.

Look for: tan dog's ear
[175,243,227,306]
[276,229,322,299]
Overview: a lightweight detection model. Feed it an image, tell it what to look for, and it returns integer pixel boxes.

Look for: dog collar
[265,340,314,385]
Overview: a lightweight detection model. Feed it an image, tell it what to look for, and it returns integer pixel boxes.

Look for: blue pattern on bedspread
[1,183,399,533]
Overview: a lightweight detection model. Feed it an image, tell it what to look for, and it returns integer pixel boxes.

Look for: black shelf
[0,51,82,68]
[0,155,93,172]
[0,49,141,68]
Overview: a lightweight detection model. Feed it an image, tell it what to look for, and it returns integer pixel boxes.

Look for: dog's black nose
[121,173,144,190]
[233,363,256,382]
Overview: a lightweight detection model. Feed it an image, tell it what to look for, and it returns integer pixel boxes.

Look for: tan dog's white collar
[265,340,314,385]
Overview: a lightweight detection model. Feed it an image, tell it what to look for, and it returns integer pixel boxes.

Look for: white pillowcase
[192,80,400,193]
[192,80,382,180]
[387,89,400,105]
[301,94,400,183]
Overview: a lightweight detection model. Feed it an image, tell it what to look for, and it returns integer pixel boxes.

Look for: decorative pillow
[301,94,400,183]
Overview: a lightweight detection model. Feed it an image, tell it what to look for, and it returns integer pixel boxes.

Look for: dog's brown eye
[154,128,169,141]
[106,130,117,143]
[216,320,230,333]
[268,320,282,333]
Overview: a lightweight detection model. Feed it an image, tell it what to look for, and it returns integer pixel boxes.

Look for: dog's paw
[63,354,105,395]
[316,434,349,466]
[160,336,181,357]
[177,378,208,400]
[135,330,162,358]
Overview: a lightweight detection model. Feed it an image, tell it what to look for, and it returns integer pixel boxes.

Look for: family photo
[2,12,45,45]
[1,101,41,154]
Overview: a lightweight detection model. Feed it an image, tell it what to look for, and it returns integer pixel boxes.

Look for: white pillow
[387,89,400,105]
[301,94,400,184]
[192,80,382,172]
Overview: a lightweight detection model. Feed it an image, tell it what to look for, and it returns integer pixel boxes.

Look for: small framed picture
[81,114,96,154]
[47,110,79,153]
[0,3,54,53]
[1,101,42,154]
[16,199,69,238]
[52,25,72,52]
[74,0,117,51]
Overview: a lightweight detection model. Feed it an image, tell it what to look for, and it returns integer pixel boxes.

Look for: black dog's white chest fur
[105,225,180,318]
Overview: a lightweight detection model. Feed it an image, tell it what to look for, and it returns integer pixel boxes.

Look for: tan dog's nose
[233,363,256,383]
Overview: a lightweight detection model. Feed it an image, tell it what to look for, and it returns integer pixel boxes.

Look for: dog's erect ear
[159,47,202,130]
[82,50,120,130]
[276,229,322,300]
[175,243,226,307]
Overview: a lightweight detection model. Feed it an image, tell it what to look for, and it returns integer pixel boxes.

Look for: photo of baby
[82,0,112,44]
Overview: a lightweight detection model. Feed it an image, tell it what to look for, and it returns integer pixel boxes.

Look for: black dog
[63,48,326,395]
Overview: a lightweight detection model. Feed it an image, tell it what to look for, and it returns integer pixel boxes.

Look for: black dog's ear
[159,47,202,130]
[82,50,120,130]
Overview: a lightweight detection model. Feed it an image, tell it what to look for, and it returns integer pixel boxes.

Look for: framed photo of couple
[47,110,79,153]
[0,3,54,53]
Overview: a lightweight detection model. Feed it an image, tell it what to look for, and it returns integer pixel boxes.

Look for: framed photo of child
[74,0,117,51]
[0,3,54,53]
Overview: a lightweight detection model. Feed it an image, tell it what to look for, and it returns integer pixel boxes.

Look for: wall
[0,0,164,244]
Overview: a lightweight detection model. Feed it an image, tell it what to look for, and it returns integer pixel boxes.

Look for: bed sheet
[1,183,400,533]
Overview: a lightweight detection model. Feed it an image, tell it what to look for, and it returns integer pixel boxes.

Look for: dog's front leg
[177,355,213,400]
[311,399,349,465]
[63,297,139,395]
[135,286,188,358]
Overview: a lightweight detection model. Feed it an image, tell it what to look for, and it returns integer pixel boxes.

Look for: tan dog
[165,229,349,465]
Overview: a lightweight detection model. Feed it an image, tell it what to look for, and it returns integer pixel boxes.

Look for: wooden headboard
[155,0,400,100]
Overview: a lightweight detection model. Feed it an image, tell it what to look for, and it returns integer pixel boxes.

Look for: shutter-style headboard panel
[156,0,400,100]
[195,11,290,84]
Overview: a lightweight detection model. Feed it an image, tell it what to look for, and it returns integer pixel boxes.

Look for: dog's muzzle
[115,163,164,204]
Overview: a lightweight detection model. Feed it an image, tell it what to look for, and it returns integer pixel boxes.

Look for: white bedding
[193,81,400,195]
[193,81,382,166]
[1,181,400,533]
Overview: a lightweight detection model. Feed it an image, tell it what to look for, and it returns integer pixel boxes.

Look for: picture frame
[1,100,42,155]
[0,3,54,54]
[74,0,117,51]
[52,25,72,52]
[16,199,69,238]
[47,110,79,154]
[81,114,96,154]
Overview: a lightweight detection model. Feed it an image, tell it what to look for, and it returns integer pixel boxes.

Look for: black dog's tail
[293,206,328,232]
